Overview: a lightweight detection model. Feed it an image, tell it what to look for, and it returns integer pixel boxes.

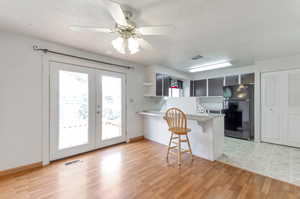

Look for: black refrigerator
[222,84,254,140]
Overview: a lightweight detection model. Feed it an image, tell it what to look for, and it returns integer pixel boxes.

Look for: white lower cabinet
[261,69,300,148]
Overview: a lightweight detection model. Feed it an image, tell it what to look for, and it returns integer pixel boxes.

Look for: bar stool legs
[166,134,193,166]
[186,135,193,162]
[166,133,173,163]
[178,135,181,166]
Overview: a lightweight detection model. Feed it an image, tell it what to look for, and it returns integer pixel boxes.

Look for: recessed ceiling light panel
[189,60,232,73]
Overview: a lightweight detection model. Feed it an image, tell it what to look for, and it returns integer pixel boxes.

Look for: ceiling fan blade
[138,39,153,50]
[137,25,174,35]
[101,0,128,27]
[69,26,113,33]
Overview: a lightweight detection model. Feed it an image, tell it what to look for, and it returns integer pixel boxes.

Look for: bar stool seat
[164,108,193,166]
[168,128,191,134]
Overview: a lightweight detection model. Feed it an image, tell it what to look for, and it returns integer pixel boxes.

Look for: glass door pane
[59,71,89,149]
[101,76,122,140]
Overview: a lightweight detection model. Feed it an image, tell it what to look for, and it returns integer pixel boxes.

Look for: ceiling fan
[69,0,174,55]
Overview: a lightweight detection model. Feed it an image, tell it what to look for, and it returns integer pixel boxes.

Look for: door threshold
[51,141,127,163]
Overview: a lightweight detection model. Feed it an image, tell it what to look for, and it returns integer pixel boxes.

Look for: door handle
[97,105,101,114]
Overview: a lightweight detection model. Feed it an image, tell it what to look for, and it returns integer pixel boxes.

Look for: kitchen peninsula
[138,110,224,161]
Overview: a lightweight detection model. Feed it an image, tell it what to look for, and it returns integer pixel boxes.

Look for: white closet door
[286,70,300,147]
[261,72,283,144]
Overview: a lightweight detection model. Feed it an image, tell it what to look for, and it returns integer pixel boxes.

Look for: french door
[50,62,126,161]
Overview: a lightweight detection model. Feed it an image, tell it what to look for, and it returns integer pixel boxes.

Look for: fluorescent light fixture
[189,60,232,73]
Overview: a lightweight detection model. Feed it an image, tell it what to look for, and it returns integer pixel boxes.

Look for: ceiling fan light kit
[69,0,173,55]
[112,22,141,54]
[112,37,140,54]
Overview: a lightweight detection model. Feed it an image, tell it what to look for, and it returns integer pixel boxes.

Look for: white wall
[160,97,198,114]
[148,65,191,80]
[190,65,256,80]
[0,31,145,171]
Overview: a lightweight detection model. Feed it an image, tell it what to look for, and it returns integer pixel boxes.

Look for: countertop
[137,111,224,122]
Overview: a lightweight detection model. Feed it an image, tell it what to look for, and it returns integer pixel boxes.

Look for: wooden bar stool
[164,108,193,166]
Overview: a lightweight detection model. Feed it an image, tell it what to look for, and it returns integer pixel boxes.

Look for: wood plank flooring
[1,140,300,199]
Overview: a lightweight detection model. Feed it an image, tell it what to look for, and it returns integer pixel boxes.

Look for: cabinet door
[156,73,163,96]
[261,72,283,145]
[225,75,239,86]
[208,77,224,96]
[194,79,207,96]
[241,73,255,84]
[190,80,194,96]
[286,70,300,147]
[163,76,171,96]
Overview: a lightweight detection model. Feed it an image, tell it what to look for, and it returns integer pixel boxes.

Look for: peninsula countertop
[137,110,224,122]
[139,110,224,161]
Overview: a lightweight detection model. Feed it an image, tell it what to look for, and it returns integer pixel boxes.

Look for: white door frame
[42,53,128,165]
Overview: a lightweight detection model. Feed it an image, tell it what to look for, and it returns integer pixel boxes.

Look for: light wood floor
[1,140,300,199]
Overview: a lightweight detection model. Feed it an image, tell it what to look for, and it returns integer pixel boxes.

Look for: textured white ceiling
[0,0,300,71]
